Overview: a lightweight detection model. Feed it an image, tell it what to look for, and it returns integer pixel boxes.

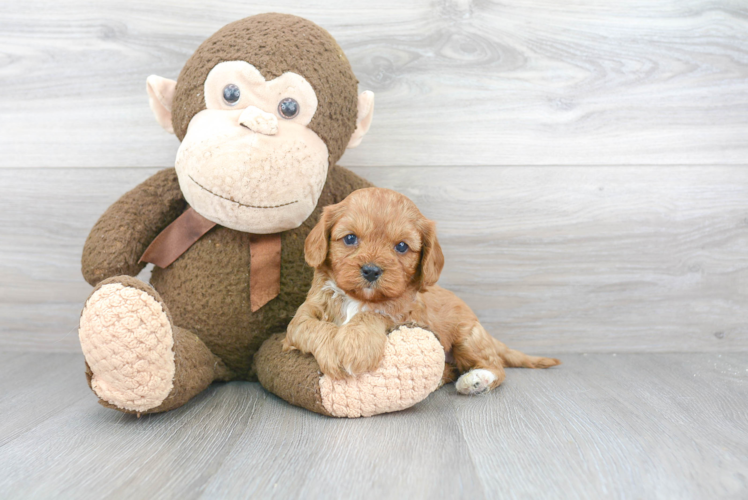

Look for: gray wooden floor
[1,352,746,499]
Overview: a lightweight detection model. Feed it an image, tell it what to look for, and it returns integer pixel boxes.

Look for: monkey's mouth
[188,175,299,209]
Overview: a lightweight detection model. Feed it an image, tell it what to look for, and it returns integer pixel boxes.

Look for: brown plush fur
[284,188,561,390]
[255,333,333,416]
[82,165,372,383]
[172,13,359,167]
[80,13,444,416]
[81,14,373,406]
[82,167,185,283]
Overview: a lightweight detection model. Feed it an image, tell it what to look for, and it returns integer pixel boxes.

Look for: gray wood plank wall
[1,0,746,353]
[3,0,748,167]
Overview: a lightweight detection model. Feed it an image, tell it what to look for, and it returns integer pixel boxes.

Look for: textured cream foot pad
[319,326,445,418]
[79,283,175,412]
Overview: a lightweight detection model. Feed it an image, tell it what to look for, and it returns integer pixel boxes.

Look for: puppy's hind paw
[456,369,497,395]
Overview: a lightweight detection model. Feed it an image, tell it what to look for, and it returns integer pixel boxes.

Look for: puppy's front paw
[319,325,446,418]
[315,349,347,380]
[281,337,296,352]
[456,369,497,395]
[333,325,387,377]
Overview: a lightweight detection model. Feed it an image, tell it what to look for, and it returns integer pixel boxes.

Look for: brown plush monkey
[78,13,444,418]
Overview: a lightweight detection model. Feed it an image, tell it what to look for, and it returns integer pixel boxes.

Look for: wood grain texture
[0,353,746,499]
[1,0,747,167]
[1,166,746,353]
[452,353,748,499]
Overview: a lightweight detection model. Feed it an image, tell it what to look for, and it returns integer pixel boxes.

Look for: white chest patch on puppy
[322,280,366,325]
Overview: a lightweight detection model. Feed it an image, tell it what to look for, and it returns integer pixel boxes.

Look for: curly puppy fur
[284,187,561,394]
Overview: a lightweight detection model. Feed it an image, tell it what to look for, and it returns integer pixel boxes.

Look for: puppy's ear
[418,219,445,288]
[305,204,343,268]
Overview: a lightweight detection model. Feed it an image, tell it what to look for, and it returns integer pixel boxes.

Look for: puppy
[283,188,560,395]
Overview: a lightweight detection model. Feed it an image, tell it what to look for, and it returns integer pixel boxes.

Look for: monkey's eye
[278,98,300,119]
[343,234,358,246]
[395,242,409,254]
[223,84,241,106]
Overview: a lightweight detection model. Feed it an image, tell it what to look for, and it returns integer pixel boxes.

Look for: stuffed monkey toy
[78,13,445,418]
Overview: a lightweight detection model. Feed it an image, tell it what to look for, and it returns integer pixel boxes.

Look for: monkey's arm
[81,168,185,286]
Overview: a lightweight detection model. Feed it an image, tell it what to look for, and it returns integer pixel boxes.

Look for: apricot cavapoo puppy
[283,188,560,395]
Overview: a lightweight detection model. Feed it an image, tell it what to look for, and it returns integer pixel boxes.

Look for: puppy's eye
[343,234,358,246]
[278,98,300,119]
[223,84,241,106]
[395,242,409,253]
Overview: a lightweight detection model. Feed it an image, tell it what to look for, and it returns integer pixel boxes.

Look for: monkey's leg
[79,276,229,415]
[255,325,445,418]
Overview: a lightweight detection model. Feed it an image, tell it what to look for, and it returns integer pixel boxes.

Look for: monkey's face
[147,14,376,234]
[175,61,329,234]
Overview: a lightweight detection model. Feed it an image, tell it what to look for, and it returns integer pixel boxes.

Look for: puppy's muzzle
[360,264,383,283]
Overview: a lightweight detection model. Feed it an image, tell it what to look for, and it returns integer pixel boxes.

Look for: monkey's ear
[305,204,343,268]
[346,91,375,149]
[146,75,177,134]
[418,219,445,289]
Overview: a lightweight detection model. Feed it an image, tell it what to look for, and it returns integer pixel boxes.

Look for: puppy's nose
[360,264,383,283]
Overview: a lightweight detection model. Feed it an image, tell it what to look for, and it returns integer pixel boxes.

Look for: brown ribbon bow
[139,207,281,312]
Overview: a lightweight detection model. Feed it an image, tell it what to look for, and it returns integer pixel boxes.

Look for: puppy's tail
[501,348,561,369]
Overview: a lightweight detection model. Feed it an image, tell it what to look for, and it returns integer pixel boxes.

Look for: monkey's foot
[79,277,175,413]
[319,325,445,418]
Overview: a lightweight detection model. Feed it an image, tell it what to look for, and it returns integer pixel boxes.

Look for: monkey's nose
[239,106,278,135]
[360,264,383,283]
